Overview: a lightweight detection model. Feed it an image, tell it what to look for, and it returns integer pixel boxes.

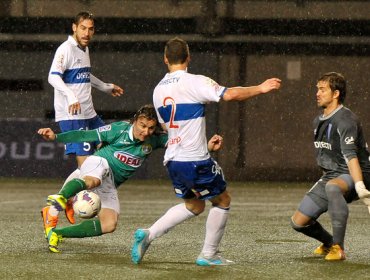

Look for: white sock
[62,168,81,187]
[148,203,195,242]
[48,205,59,216]
[201,206,229,257]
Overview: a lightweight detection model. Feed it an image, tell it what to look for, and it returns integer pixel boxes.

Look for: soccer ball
[73,190,101,219]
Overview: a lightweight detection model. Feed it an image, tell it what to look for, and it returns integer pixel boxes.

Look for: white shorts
[79,155,120,214]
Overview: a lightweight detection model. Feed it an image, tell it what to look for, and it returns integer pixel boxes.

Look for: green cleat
[47,194,67,211]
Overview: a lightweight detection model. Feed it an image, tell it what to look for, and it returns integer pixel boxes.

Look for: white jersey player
[131,37,281,266]
[48,11,124,168]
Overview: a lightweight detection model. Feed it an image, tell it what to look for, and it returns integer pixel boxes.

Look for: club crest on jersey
[142,144,152,155]
[114,151,142,167]
[98,125,111,132]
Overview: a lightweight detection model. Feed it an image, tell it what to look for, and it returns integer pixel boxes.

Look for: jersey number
[163,97,179,128]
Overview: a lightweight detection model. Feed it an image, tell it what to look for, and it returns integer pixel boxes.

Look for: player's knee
[325,184,342,196]
[101,219,118,233]
[211,191,231,208]
[185,200,205,215]
[83,176,101,189]
[290,217,306,232]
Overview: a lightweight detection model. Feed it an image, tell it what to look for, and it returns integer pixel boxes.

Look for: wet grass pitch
[0,179,369,279]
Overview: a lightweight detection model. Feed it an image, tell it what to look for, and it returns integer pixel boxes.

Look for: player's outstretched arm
[223,78,281,101]
[38,128,56,141]
[208,134,223,152]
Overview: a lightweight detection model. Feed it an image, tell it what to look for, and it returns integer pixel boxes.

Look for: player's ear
[164,55,169,65]
[72,23,77,33]
[333,89,340,100]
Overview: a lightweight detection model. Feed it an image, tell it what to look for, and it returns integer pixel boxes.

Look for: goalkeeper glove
[355,181,370,214]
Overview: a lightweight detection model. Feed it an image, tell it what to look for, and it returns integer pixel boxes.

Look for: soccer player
[45,11,124,227]
[290,72,370,261]
[131,37,281,266]
[38,105,223,253]
[38,105,165,253]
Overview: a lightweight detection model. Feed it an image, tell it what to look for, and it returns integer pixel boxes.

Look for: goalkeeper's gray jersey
[313,105,370,174]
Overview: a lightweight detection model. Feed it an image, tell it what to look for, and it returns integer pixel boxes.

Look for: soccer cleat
[41,206,58,239]
[325,245,346,261]
[47,229,62,253]
[313,244,331,256]
[196,253,235,266]
[47,194,67,211]
[131,229,150,264]
[65,199,75,224]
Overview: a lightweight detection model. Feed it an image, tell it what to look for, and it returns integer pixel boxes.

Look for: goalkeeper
[290,72,370,261]
[38,104,223,253]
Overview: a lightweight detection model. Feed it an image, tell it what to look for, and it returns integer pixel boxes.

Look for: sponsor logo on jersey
[158,77,180,86]
[141,144,152,154]
[168,136,181,145]
[76,72,90,80]
[314,141,332,150]
[345,136,354,145]
[98,125,111,132]
[114,151,142,167]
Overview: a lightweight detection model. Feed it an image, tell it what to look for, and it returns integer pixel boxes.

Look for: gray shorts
[298,173,357,220]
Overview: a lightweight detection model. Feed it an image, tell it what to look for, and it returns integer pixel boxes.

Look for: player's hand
[111,84,124,97]
[259,78,281,93]
[208,134,223,152]
[360,197,370,214]
[68,102,81,115]
[355,181,370,214]
[37,128,56,141]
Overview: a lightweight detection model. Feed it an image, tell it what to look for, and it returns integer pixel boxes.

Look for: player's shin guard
[58,178,86,199]
[326,184,348,249]
[201,206,229,257]
[290,218,333,247]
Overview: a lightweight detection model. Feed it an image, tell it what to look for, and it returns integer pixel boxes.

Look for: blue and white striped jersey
[153,70,227,164]
[49,36,112,121]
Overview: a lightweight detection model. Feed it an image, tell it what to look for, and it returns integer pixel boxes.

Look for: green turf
[0,179,369,280]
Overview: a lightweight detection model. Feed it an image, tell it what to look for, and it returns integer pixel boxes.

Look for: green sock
[54,219,103,238]
[58,178,86,199]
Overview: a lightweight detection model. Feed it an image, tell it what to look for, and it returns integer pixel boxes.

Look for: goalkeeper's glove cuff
[355,181,370,199]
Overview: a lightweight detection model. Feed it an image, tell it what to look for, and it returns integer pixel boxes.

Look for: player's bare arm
[223,78,281,101]
[208,134,223,152]
[38,128,56,141]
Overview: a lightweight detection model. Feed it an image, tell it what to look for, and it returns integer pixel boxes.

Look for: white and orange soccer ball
[73,190,101,219]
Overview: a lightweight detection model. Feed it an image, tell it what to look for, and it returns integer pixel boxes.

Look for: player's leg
[196,190,232,266]
[131,160,200,264]
[47,156,107,210]
[324,174,354,260]
[291,179,334,256]
[48,174,119,253]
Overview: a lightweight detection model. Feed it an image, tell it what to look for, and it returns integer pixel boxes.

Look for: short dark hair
[74,11,94,25]
[131,104,158,124]
[318,72,346,104]
[164,37,189,65]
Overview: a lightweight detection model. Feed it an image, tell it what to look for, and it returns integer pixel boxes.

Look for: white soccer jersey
[153,70,226,164]
[49,36,113,122]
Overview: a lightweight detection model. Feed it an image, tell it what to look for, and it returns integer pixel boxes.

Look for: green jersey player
[39,105,167,253]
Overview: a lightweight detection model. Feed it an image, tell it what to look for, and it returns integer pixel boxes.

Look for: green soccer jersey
[55,121,168,186]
